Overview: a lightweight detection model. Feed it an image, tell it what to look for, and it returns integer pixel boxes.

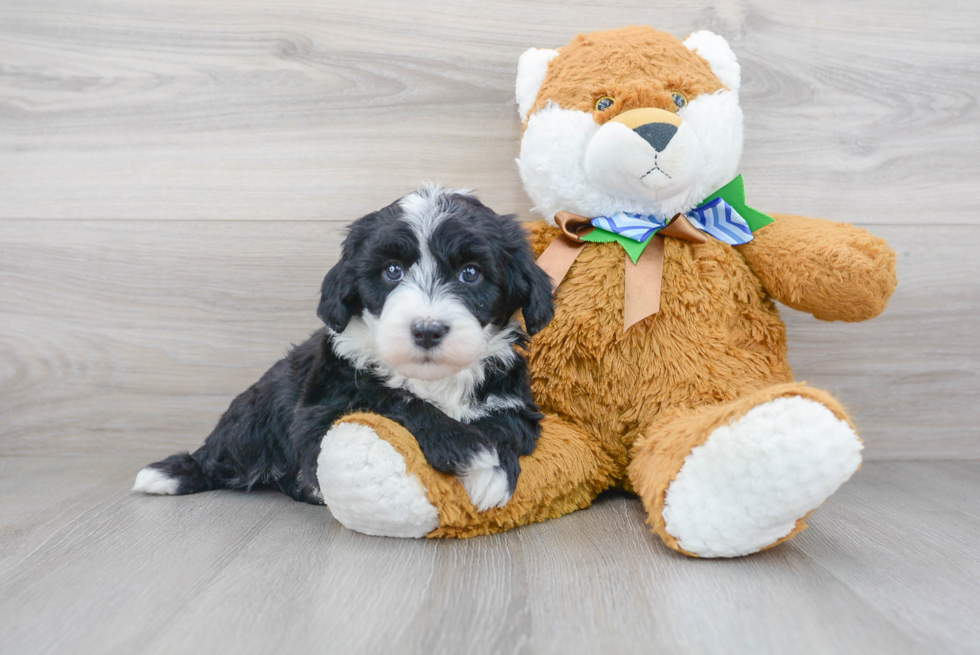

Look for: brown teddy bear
[316,26,898,557]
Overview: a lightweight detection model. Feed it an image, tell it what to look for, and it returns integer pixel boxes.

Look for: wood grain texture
[2,458,978,655]
[1,1,978,457]
[1,220,976,457]
[1,0,978,224]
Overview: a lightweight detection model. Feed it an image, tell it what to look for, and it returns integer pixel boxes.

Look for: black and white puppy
[133,186,554,511]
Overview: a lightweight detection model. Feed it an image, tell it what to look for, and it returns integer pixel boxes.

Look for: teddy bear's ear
[516,47,560,120]
[683,30,740,92]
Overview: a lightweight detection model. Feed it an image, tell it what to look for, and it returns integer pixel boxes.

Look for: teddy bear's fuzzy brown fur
[529,25,726,122]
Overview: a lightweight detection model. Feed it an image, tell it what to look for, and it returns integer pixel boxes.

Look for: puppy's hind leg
[133,447,215,496]
[135,365,292,497]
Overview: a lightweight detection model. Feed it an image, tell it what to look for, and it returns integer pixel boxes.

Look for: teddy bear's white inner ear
[683,30,740,92]
[516,47,560,120]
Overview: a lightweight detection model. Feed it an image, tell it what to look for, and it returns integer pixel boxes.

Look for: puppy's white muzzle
[374,282,487,381]
[584,108,702,204]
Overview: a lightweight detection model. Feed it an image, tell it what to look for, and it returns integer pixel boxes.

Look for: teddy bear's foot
[317,420,440,538]
[663,396,861,557]
[630,383,863,558]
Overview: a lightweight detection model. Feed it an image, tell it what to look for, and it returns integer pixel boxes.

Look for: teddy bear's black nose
[634,122,677,152]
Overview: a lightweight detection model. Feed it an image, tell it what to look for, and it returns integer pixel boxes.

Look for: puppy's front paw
[458,449,512,512]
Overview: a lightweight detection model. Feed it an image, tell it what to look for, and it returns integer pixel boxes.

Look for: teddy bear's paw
[458,448,512,512]
[317,422,440,538]
[662,396,863,558]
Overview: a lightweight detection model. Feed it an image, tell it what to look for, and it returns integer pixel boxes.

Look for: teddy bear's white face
[516,31,744,222]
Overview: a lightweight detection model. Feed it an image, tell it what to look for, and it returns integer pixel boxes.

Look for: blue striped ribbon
[590,212,668,243]
[591,197,755,246]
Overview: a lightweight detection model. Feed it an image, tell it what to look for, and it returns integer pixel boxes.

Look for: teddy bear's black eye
[672,92,688,109]
[594,96,614,111]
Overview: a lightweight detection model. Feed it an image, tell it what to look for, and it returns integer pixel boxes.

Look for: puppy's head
[319,186,554,381]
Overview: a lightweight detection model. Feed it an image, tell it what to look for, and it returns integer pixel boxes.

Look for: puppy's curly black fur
[135,187,554,510]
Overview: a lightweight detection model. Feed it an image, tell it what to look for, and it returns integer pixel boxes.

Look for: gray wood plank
[0,457,143,577]
[140,513,534,655]
[0,0,977,225]
[1,221,976,458]
[791,461,980,654]
[0,482,284,655]
[6,459,973,655]
[517,494,922,655]
[0,219,333,455]
[865,461,980,521]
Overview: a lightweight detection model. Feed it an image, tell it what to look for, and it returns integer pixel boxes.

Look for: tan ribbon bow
[535,211,709,332]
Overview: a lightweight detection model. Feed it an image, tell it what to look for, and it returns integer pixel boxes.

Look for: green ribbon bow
[580,175,775,263]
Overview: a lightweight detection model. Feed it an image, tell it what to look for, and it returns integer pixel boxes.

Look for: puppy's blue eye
[383,263,404,283]
[459,265,481,284]
[672,92,687,109]
[594,96,614,112]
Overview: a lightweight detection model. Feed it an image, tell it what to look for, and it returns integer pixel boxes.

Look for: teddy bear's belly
[527,238,792,468]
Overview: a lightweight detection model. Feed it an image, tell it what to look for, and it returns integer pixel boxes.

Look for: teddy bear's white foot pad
[662,396,862,558]
[317,422,440,538]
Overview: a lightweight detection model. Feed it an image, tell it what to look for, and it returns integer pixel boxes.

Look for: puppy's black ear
[501,219,554,336]
[317,260,359,333]
[517,249,555,336]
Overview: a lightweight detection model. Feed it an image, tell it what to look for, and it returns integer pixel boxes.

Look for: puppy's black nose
[411,320,449,349]
[634,122,677,152]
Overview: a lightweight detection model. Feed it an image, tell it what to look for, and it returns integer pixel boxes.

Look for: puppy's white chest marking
[399,374,484,422]
[397,375,524,423]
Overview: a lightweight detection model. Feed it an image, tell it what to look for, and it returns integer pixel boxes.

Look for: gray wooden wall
[1,0,977,458]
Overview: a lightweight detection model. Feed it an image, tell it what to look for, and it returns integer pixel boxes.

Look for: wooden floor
[1,459,978,654]
[2,0,979,459]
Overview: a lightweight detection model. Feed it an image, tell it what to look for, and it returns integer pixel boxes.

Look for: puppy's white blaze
[399,183,473,234]
[399,185,472,260]
[399,184,472,292]
[386,185,490,380]
[518,88,743,222]
[132,467,179,495]
[459,448,512,511]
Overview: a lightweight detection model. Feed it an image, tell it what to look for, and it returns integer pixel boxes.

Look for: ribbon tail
[536,234,586,290]
[623,235,664,331]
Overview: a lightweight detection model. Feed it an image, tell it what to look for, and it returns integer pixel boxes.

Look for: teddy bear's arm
[737,214,897,322]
